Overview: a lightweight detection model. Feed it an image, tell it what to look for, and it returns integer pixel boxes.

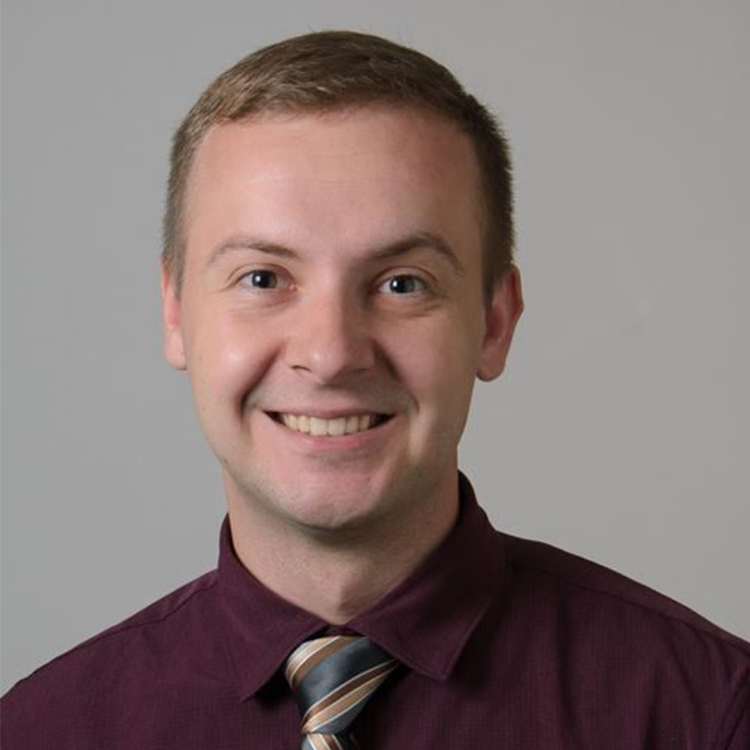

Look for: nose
[284,285,376,384]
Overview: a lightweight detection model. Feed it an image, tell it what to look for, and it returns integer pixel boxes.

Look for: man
[2,30,748,748]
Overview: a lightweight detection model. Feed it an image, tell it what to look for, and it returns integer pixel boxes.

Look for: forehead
[184,106,484,269]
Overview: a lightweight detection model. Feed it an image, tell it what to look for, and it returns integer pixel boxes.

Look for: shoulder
[1,570,220,748]
[502,532,749,656]
[499,532,750,741]
[492,533,750,744]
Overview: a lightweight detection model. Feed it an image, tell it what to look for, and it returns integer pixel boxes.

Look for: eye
[238,269,288,291]
[378,274,428,295]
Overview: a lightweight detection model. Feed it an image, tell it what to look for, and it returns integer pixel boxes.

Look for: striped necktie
[285,635,398,750]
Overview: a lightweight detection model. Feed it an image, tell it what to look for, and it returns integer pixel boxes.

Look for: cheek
[189,318,273,412]
[388,318,479,416]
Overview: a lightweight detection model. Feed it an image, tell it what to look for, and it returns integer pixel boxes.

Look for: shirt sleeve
[723,690,750,750]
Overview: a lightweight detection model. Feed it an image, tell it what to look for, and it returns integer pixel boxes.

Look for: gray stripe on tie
[295,638,392,712]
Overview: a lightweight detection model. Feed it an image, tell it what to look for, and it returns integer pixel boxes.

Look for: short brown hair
[163,30,514,305]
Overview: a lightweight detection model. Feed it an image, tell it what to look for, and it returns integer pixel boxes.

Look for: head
[160,32,523,542]
[162,30,515,309]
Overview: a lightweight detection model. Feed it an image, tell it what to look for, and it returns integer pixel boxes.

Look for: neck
[225,474,460,624]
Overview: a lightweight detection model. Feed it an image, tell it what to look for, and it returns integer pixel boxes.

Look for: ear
[161,263,187,370]
[477,265,524,382]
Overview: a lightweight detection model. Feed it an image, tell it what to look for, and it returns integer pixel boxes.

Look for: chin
[229,469,380,532]
[280,492,387,536]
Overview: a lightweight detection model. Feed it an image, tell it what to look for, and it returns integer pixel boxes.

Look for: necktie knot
[285,635,398,748]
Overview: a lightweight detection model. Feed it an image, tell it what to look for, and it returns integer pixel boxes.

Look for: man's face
[162,106,521,536]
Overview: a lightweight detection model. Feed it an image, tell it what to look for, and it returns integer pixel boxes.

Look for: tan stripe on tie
[302,661,398,733]
[286,636,357,690]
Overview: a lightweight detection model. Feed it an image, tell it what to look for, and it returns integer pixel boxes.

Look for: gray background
[2,0,748,693]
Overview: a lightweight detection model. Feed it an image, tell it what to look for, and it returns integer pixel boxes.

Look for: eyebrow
[207,232,466,277]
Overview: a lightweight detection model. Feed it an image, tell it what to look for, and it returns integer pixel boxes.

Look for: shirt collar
[216,471,508,700]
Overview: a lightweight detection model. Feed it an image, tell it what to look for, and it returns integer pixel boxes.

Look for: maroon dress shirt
[3,473,749,748]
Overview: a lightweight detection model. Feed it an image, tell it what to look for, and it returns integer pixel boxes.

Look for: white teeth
[310,417,327,436]
[279,412,383,436]
[327,418,346,436]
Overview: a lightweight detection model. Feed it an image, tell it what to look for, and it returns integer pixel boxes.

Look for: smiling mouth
[267,412,393,437]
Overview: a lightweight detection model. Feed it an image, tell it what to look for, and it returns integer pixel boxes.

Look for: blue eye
[380,275,427,295]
